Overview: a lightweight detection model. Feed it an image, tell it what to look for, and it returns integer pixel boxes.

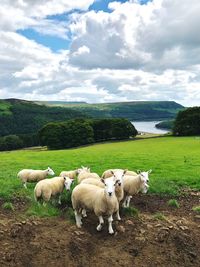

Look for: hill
[38,100,184,121]
[0,99,86,136]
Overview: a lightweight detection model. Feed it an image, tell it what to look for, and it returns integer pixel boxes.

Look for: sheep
[102,169,137,179]
[122,173,150,208]
[71,177,119,234]
[60,169,78,179]
[77,167,100,183]
[34,176,74,205]
[81,178,105,188]
[17,167,55,188]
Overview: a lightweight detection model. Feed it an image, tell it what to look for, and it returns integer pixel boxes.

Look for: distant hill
[38,100,184,121]
[0,99,86,136]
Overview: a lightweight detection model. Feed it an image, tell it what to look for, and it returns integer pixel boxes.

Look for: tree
[173,107,200,136]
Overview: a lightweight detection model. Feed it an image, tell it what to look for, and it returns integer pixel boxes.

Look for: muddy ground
[0,193,200,267]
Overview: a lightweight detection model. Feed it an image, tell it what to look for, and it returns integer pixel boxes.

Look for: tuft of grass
[153,212,166,221]
[26,202,60,217]
[122,206,139,217]
[2,202,14,211]
[192,206,200,213]
[167,199,180,208]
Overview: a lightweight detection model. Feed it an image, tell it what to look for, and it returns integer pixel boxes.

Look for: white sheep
[122,173,150,208]
[17,167,55,188]
[81,178,104,188]
[34,176,74,205]
[77,167,100,183]
[60,169,78,179]
[102,169,137,179]
[71,177,119,234]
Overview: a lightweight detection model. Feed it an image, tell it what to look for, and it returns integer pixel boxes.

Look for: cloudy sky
[0,0,200,106]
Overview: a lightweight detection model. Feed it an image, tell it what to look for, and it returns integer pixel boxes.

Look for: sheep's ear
[137,170,141,174]
[148,169,152,174]
[123,169,128,175]
[101,178,105,184]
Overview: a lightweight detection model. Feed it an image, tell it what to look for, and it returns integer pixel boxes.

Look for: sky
[0,0,200,106]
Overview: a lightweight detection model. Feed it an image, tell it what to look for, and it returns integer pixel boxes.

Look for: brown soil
[0,194,200,267]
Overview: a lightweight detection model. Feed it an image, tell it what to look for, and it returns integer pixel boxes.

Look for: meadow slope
[0,136,200,201]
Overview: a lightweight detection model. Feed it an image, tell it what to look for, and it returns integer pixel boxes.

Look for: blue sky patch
[18,29,70,52]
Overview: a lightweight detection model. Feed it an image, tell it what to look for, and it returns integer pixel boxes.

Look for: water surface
[131,121,169,134]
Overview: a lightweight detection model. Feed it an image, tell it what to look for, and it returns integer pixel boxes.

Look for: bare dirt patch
[0,194,200,267]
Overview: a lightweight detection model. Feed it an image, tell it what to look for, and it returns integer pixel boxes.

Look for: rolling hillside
[0,99,86,136]
[38,100,184,121]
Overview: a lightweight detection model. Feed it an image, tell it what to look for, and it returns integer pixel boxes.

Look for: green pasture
[0,136,200,215]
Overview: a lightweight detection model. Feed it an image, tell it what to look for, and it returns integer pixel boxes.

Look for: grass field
[0,136,200,215]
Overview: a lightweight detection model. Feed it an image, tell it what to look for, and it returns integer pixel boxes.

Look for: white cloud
[0,0,200,107]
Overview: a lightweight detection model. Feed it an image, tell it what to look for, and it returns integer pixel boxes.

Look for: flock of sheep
[17,167,151,234]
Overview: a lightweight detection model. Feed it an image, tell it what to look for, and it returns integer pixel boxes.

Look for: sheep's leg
[122,196,128,208]
[108,215,114,234]
[82,208,87,217]
[127,196,132,207]
[96,216,104,231]
[23,182,27,189]
[116,210,121,221]
[58,195,62,205]
[74,210,82,228]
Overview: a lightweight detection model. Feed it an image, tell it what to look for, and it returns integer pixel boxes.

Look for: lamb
[17,167,55,188]
[122,173,149,208]
[60,169,78,179]
[77,167,100,183]
[71,177,119,234]
[34,176,74,205]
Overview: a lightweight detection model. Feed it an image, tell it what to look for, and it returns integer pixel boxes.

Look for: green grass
[2,202,14,211]
[167,199,180,208]
[192,206,200,213]
[153,212,166,221]
[0,136,200,216]
[26,202,61,217]
[122,207,139,217]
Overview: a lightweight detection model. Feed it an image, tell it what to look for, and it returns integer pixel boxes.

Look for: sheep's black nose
[118,182,121,186]
[108,192,112,196]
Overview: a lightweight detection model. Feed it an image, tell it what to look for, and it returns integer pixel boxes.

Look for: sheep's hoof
[96,225,102,231]
[109,230,114,235]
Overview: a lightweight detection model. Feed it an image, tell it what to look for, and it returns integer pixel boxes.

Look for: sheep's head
[101,177,117,197]
[64,177,74,191]
[137,169,152,185]
[77,166,90,174]
[47,167,55,176]
[138,173,150,194]
[111,169,127,186]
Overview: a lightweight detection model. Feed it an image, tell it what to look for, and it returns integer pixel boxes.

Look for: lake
[131,121,169,134]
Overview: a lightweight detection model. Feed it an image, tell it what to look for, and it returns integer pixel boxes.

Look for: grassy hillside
[0,136,200,204]
[0,99,86,136]
[39,100,184,121]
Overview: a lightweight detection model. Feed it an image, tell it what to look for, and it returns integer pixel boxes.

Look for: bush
[0,135,23,151]
[173,107,200,136]
[91,118,137,142]
[39,119,94,150]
